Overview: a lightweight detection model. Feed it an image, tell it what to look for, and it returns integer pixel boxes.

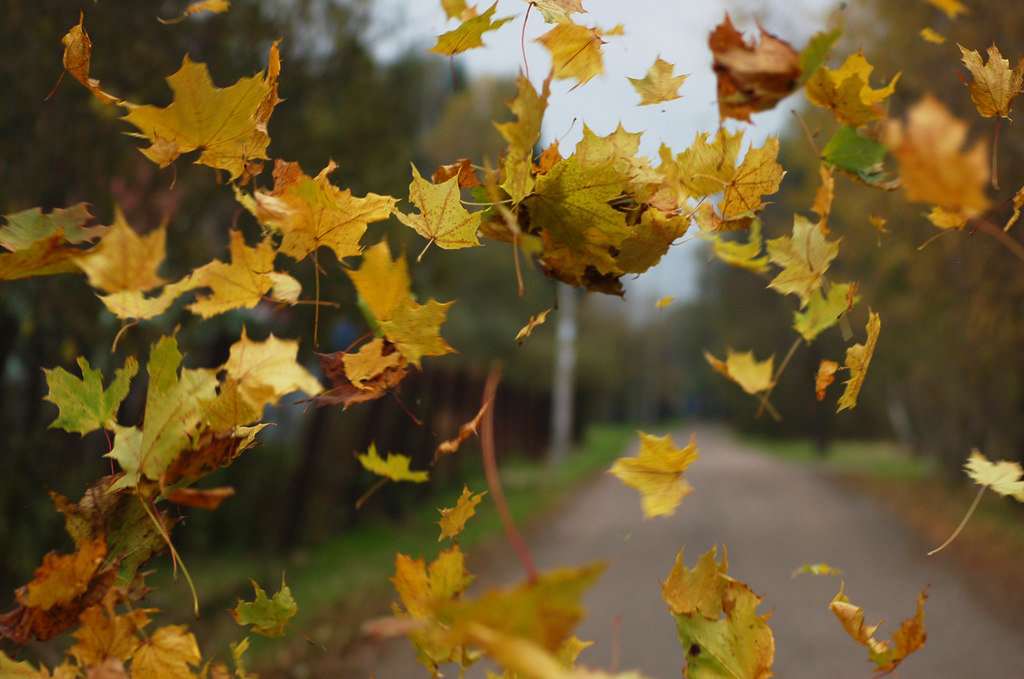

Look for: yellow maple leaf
[121,44,280,179]
[158,0,231,24]
[964,449,1024,500]
[186,230,298,318]
[674,128,745,200]
[608,431,699,518]
[958,43,1024,119]
[804,49,900,127]
[628,56,689,106]
[883,95,990,225]
[430,2,514,55]
[70,602,148,668]
[25,539,107,610]
[920,28,946,44]
[76,208,166,294]
[130,625,201,679]
[244,159,396,262]
[536,21,623,87]
[720,136,785,220]
[793,281,858,342]
[656,296,675,308]
[922,0,967,19]
[766,215,840,307]
[220,328,323,413]
[515,308,552,344]
[438,486,487,541]
[791,562,842,577]
[530,0,586,24]
[701,220,770,272]
[357,444,428,483]
[346,240,412,323]
[342,337,406,390]
[836,311,880,411]
[830,583,928,674]
[379,299,457,369]
[396,165,482,257]
[705,348,774,395]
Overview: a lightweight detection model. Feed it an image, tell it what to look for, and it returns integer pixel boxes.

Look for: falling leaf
[701,220,770,272]
[821,126,892,187]
[812,166,835,230]
[159,0,231,24]
[920,28,946,44]
[231,578,297,638]
[528,0,585,23]
[379,299,457,369]
[357,444,428,482]
[958,43,1024,119]
[431,2,514,55]
[804,49,900,127]
[515,308,553,344]
[705,348,774,395]
[44,356,139,435]
[964,449,1024,500]
[791,563,841,577]
[165,486,235,510]
[608,431,699,518]
[131,625,202,679]
[397,165,482,254]
[219,328,323,414]
[76,209,166,294]
[766,215,840,308]
[434,397,493,463]
[58,13,120,104]
[1003,187,1024,231]
[346,240,412,323]
[120,45,280,179]
[343,338,406,389]
[441,0,471,20]
[709,14,801,122]
[25,540,108,611]
[883,95,990,226]
[674,128,745,200]
[69,600,148,668]
[629,57,689,106]
[793,281,858,342]
[656,296,675,308]
[830,583,928,673]
[921,0,967,19]
[815,359,839,401]
[719,137,785,220]
[536,21,623,87]
[438,486,487,541]
[433,158,481,187]
[663,546,775,679]
[242,159,396,262]
[837,311,880,411]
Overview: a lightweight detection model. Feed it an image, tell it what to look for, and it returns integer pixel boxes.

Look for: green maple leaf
[821,126,891,186]
[0,203,101,250]
[108,335,218,490]
[44,356,139,435]
[430,2,514,56]
[232,578,298,638]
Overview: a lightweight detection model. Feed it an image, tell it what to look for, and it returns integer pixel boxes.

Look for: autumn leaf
[242,159,396,262]
[231,578,298,638]
[705,348,774,395]
[791,563,841,577]
[920,28,946,44]
[701,220,770,272]
[44,355,138,435]
[675,128,745,200]
[656,296,674,308]
[821,126,892,187]
[629,57,689,106]
[346,239,412,323]
[536,21,623,87]
[922,0,967,18]
[766,214,840,307]
[379,299,457,369]
[159,0,231,24]
[25,540,108,611]
[187,230,300,318]
[614,206,690,275]
[719,137,785,220]
[165,486,235,510]
[0,202,100,286]
[434,397,492,463]
[883,95,990,227]
[215,328,323,417]
[958,43,1024,118]
[804,49,900,127]
[120,44,280,179]
[608,431,699,518]
[830,583,928,674]
[69,600,148,668]
[433,158,482,187]
[964,449,1024,500]
[431,2,514,56]
[131,625,201,679]
[816,361,839,403]
[515,308,552,345]
[528,0,585,24]
[709,14,801,122]
[397,165,482,255]
[663,546,775,679]
[76,208,166,294]
[836,311,880,411]
[793,281,858,342]
[438,486,487,541]
[58,13,120,105]
[357,443,428,483]
[342,337,406,389]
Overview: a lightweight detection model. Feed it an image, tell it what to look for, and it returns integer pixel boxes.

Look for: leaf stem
[927,485,986,556]
[756,336,801,420]
[992,117,1002,191]
[139,494,199,617]
[480,367,538,583]
[355,477,389,510]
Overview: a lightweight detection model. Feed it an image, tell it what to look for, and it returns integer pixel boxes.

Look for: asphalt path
[341,424,1024,678]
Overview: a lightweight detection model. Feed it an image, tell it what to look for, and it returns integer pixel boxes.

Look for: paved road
[341,425,1024,678]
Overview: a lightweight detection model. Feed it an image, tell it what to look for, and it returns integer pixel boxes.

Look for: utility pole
[549,284,577,464]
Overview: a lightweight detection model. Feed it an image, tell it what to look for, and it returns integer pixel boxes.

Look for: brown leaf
[433,397,493,464]
[710,14,801,122]
[164,487,235,510]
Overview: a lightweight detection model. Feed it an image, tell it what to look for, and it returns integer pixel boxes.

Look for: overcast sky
[367,0,837,306]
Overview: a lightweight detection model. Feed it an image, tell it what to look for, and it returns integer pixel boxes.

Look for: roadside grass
[745,435,1024,627]
[147,422,638,670]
